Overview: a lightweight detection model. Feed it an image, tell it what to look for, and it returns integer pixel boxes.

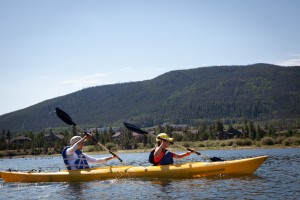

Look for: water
[1,148,300,199]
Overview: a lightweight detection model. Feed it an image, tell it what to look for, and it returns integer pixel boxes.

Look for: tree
[216,121,224,132]
[249,121,256,140]
[6,130,12,153]
[0,129,6,150]
[156,125,163,134]
[142,135,147,147]
[208,125,214,140]
[108,127,114,143]
[256,125,262,141]
[71,126,77,136]
[244,120,249,138]
[94,128,100,141]
[119,129,134,150]
[165,125,173,135]
[198,122,207,134]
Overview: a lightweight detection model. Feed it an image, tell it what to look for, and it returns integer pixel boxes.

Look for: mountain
[0,63,299,132]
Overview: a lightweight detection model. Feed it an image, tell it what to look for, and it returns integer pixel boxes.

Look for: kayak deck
[0,156,268,183]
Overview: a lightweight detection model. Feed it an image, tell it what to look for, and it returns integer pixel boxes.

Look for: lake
[1,148,299,199]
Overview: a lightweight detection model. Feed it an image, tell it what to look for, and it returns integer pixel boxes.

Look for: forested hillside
[0,64,299,131]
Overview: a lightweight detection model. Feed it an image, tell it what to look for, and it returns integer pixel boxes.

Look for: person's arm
[66,135,90,155]
[154,140,168,157]
[84,154,117,164]
[66,143,78,155]
[173,151,193,159]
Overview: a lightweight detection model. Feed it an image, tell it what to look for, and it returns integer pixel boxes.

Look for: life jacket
[149,148,174,166]
[148,149,158,165]
[62,146,89,170]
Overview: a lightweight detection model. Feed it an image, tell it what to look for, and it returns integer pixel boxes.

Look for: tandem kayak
[0,156,267,183]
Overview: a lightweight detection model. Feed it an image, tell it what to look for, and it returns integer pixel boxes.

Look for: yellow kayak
[0,156,267,183]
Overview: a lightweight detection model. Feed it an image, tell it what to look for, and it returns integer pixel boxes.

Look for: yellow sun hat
[156,133,174,142]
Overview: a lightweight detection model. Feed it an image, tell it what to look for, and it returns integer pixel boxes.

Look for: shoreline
[1,145,299,159]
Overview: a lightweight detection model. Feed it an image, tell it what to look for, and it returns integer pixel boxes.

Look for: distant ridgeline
[0,63,299,132]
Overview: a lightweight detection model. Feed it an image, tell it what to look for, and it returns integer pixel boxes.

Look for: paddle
[55,107,126,164]
[123,122,224,162]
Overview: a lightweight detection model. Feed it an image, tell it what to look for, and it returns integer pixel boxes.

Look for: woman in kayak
[149,133,194,165]
[62,133,118,170]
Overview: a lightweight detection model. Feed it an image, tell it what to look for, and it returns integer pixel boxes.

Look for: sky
[0,0,300,116]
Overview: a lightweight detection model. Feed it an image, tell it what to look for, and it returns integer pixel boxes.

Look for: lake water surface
[1,148,299,199]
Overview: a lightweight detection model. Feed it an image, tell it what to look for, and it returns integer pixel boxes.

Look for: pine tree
[249,121,256,140]
[256,125,261,141]
[215,121,224,133]
[244,120,249,138]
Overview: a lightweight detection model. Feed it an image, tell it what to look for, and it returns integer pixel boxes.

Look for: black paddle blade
[210,157,224,162]
[55,107,76,126]
[123,122,148,135]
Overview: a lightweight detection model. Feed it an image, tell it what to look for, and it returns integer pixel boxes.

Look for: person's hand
[84,132,93,140]
[107,155,118,161]
[186,150,195,156]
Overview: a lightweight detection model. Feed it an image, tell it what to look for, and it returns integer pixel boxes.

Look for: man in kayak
[62,133,118,170]
[149,133,195,165]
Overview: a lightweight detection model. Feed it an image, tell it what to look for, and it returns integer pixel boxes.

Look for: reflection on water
[64,183,87,197]
[1,148,300,199]
[141,178,174,187]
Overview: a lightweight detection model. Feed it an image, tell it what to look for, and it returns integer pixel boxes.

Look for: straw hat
[156,133,173,142]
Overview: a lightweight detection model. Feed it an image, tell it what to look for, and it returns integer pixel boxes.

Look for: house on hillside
[216,130,229,140]
[10,136,32,145]
[216,127,243,140]
[170,129,198,136]
[112,132,123,141]
[91,127,120,132]
[89,128,102,132]
[44,132,64,143]
[189,129,199,134]
[273,130,291,137]
[132,132,145,143]
[226,127,243,138]
[167,124,188,130]
[257,129,268,138]
[171,131,184,135]
[147,130,156,135]
[112,131,147,143]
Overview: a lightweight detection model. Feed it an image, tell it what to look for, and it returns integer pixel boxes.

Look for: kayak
[0,156,267,183]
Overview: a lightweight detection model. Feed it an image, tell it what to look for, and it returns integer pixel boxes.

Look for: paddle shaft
[89,136,123,161]
[157,137,212,161]
[79,129,126,164]
[73,125,126,164]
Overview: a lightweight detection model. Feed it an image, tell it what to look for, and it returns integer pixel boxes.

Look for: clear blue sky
[1,0,300,116]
